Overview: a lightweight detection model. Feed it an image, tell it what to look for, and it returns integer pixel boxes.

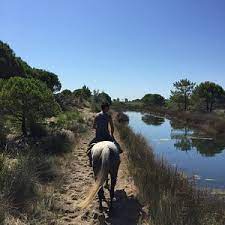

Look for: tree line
[130,79,225,113]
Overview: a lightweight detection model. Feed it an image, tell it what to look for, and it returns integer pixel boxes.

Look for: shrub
[40,130,74,155]
[54,111,84,130]
[116,112,129,123]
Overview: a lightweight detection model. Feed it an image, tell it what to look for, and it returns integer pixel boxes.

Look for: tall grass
[40,130,75,155]
[116,119,225,225]
[0,125,76,223]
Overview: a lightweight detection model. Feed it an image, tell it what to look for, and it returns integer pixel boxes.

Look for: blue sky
[1,0,225,99]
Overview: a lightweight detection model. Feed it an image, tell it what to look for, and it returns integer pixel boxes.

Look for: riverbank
[115,117,225,225]
[113,103,225,137]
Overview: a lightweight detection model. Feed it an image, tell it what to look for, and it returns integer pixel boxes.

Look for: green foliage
[193,81,225,112]
[0,41,26,79]
[56,86,92,110]
[73,85,91,100]
[142,93,165,106]
[0,41,61,92]
[0,77,60,135]
[51,111,87,134]
[55,89,74,111]
[170,79,195,110]
[91,90,112,112]
[30,68,61,92]
[55,111,84,128]
[0,119,7,149]
[61,89,72,96]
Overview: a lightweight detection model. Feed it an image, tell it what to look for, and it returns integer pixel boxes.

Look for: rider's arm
[109,116,114,137]
[93,116,97,129]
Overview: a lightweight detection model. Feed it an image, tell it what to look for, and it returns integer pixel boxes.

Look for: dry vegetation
[0,110,87,224]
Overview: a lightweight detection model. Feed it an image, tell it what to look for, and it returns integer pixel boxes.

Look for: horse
[79,141,121,210]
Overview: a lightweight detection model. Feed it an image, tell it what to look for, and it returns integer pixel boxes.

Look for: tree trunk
[184,94,187,111]
[22,112,27,136]
[206,100,209,112]
[209,101,213,112]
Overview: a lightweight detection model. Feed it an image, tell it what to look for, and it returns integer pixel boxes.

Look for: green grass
[116,119,225,225]
[51,110,87,133]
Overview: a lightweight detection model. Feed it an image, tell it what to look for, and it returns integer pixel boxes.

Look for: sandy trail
[55,115,147,225]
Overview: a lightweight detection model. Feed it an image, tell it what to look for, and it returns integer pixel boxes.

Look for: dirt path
[54,116,147,225]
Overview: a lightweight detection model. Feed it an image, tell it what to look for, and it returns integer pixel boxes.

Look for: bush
[40,130,75,155]
[116,112,129,123]
[90,102,100,113]
[54,111,84,130]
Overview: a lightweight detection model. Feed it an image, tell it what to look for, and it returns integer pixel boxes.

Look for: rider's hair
[101,102,110,110]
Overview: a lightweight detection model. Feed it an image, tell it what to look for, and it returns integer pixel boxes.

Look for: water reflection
[126,111,225,188]
[170,120,225,156]
[191,139,225,156]
[142,114,165,126]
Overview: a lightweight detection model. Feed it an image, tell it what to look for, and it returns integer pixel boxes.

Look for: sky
[1,0,225,99]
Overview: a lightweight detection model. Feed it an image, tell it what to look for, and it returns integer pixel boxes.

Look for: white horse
[79,141,120,210]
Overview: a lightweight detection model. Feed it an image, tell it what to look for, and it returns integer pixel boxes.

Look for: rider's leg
[87,137,98,167]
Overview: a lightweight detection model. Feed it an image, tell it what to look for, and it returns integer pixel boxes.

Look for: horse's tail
[79,147,110,209]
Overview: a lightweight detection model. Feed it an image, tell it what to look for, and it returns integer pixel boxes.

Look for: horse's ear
[90,143,97,147]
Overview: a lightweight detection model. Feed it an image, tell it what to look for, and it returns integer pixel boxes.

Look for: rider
[87,102,122,166]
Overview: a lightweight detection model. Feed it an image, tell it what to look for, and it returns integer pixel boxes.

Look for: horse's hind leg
[104,176,109,190]
[110,163,120,208]
[93,161,104,210]
[98,187,104,210]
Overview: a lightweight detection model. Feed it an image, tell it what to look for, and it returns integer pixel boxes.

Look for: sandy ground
[54,112,148,225]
